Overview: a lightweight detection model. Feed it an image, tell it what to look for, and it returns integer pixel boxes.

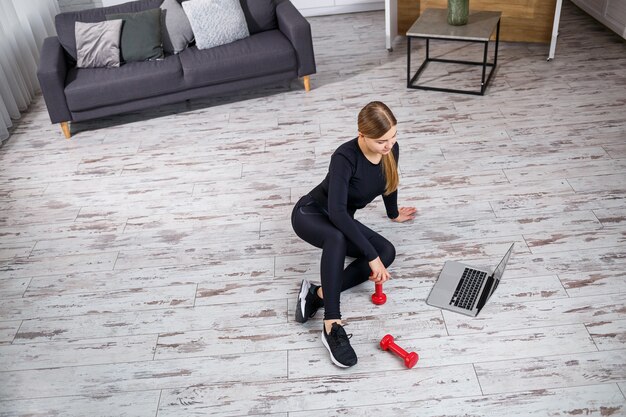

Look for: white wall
[57,0,101,12]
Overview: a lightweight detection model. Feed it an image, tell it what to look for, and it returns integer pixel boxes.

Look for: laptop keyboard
[449,268,488,310]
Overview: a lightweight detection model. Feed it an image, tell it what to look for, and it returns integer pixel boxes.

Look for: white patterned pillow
[182,0,250,50]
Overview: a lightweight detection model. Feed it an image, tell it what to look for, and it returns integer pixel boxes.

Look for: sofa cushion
[179,29,296,88]
[55,0,162,61]
[160,0,194,54]
[183,0,250,50]
[240,0,277,34]
[106,8,164,62]
[75,20,123,68]
[65,54,184,111]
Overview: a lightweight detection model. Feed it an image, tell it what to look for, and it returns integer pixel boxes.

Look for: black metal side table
[406,9,501,95]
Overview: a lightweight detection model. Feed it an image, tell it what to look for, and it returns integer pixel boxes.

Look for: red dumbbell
[372,282,387,305]
[370,273,387,305]
[380,334,419,369]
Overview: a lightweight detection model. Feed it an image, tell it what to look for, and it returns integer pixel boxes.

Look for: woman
[291,101,416,368]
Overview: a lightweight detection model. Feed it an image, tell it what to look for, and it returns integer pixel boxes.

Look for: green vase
[447,0,469,26]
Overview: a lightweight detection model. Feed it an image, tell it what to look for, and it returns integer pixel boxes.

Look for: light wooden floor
[1,1,625,416]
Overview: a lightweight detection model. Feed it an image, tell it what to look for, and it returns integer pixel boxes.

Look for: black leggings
[291,194,396,320]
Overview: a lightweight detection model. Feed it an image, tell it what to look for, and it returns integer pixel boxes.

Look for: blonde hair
[357,101,399,195]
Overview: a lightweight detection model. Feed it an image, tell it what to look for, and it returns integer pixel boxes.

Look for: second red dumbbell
[380,334,419,369]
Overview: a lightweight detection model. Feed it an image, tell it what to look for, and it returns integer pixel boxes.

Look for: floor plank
[0,334,157,371]
[0,391,161,417]
[12,301,286,344]
[0,351,286,400]
[157,366,481,416]
[288,384,625,417]
[474,349,626,395]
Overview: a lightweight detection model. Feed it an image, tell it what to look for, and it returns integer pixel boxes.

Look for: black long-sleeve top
[309,138,399,261]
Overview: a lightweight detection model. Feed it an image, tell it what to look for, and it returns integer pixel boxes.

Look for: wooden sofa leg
[303,75,311,92]
[60,122,71,139]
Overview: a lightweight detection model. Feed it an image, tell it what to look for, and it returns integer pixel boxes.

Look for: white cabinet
[291,0,384,17]
[605,0,626,38]
[571,0,626,39]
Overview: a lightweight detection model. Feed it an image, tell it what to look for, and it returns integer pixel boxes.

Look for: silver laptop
[426,243,514,317]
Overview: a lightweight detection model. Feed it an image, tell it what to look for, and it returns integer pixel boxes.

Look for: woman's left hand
[392,207,417,223]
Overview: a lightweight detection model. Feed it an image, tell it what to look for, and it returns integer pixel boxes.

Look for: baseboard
[297,2,384,17]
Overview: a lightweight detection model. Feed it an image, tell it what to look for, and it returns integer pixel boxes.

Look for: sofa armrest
[37,37,72,124]
[276,0,316,78]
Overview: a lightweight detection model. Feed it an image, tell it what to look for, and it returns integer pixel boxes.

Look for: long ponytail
[381,151,398,195]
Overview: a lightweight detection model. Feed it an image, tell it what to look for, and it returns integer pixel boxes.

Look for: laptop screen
[487,243,514,300]
[494,244,514,281]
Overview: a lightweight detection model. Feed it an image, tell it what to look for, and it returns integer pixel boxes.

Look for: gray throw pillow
[75,20,123,68]
[160,0,194,54]
[106,8,163,62]
[182,0,250,50]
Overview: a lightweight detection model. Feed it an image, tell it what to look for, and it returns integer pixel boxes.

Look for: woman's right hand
[368,257,390,284]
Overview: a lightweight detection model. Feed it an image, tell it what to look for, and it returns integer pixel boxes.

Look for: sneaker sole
[321,330,351,368]
[295,279,311,323]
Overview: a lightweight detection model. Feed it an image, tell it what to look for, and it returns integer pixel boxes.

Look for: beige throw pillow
[75,20,123,68]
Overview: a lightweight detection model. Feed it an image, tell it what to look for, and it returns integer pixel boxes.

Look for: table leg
[407,36,411,88]
[494,19,500,67]
[548,0,562,60]
[481,40,489,95]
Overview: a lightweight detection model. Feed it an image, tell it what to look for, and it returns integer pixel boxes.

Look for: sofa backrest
[56,0,162,61]
[240,0,277,34]
[55,0,277,62]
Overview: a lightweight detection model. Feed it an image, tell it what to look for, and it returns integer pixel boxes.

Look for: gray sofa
[37,0,316,138]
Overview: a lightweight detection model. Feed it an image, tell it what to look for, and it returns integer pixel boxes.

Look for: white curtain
[0,0,60,143]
